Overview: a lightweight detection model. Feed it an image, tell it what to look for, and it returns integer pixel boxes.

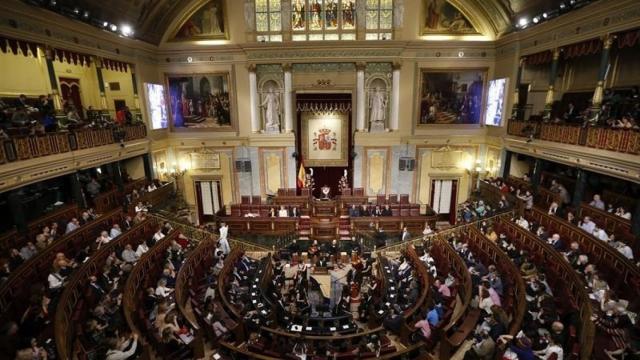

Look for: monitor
[143,83,168,129]
[484,78,509,127]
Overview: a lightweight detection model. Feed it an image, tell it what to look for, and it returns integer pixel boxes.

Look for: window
[365,0,392,40]
[256,0,283,42]
[255,0,392,41]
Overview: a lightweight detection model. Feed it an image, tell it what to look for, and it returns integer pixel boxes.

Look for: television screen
[484,78,509,126]
[144,83,168,129]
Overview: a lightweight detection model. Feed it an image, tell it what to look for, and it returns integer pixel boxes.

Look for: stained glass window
[365,0,392,40]
[256,0,392,41]
[256,0,282,42]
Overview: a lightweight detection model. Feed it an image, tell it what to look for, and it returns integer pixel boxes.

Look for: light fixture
[82,10,90,19]
[72,7,80,14]
[48,0,56,6]
[120,24,134,37]
[110,24,118,32]
[542,12,549,19]
[518,17,529,27]
[102,21,109,27]
[532,16,540,24]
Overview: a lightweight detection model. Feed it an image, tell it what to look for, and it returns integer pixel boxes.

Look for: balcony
[507,121,640,155]
[0,124,147,164]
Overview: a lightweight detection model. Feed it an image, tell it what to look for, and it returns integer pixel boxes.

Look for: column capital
[95,56,103,69]
[391,61,402,71]
[552,48,561,60]
[282,63,292,72]
[602,34,615,49]
[246,63,257,72]
[519,57,526,67]
[44,46,54,60]
[355,62,367,72]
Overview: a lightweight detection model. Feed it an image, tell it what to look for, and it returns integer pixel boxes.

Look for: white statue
[261,87,280,132]
[369,86,388,123]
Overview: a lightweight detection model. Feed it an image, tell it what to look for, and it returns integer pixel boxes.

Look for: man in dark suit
[290,206,300,217]
[348,205,360,217]
[360,205,370,217]
[381,205,392,216]
[373,206,383,217]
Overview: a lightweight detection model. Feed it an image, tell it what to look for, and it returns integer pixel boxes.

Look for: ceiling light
[48,0,57,6]
[102,21,109,27]
[72,7,80,14]
[542,12,549,18]
[559,3,567,9]
[120,24,134,37]
[518,17,529,27]
[110,24,118,32]
[82,10,90,19]
[533,16,540,24]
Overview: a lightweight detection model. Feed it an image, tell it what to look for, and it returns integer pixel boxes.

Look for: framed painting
[301,112,349,167]
[171,0,228,41]
[417,69,487,125]
[166,73,234,130]
[422,0,479,35]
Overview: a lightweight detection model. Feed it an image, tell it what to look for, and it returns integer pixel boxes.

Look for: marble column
[356,62,366,132]
[130,65,141,110]
[283,63,293,133]
[7,190,26,232]
[531,158,544,193]
[143,154,154,181]
[248,64,260,133]
[543,48,561,118]
[571,169,588,209]
[95,57,108,110]
[501,150,512,179]
[591,34,614,109]
[69,172,87,208]
[390,62,401,131]
[512,58,525,120]
[43,47,63,111]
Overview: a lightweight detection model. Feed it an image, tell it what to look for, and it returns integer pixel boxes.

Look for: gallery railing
[507,120,639,155]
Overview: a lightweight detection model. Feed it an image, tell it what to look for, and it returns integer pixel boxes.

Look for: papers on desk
[291,325,303,332]
[385,302,391,307]
[342,324,350,329]
[305,326,312,331]
[330,327,337,331]
[213,354,222,360]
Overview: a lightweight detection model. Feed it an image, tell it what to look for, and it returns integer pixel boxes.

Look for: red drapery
[524,50,553,66]
[616,28,640,49]
[562,38,602,60]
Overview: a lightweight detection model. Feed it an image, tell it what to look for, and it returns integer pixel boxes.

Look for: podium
[312,200,337,217]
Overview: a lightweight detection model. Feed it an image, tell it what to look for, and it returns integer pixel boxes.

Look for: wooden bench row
[54,218,158,360]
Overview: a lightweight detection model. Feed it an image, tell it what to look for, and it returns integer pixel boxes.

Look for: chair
[388,194,398,204]
[342,188,352,196]
[241,196,250,204]
[353,188,364,196]
[376,194,386,205]
[251,195,261,205]
[399,194,409,204]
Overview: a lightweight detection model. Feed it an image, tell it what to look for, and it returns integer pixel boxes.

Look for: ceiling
[25,0,594,45]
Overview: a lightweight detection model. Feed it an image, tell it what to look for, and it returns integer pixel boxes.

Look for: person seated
[589,194,605,210]
[307,240,319,258]
[155,278,173,298]
[105,333,138,360]
[348,204,360,217]
[517,191,533,210]
[373,206,383,217]
[65,218,80,234]
[381,205,392,216]
[278,205,289,217]
[290,206,300,217]
[615,206,632,220]
[121,244,138,263]
[95,231,112,249]
[547,201,559,216]
[547,233,564,250]
[515,216,529,230]
[109,224,122,239]
[268,207,276,217]
[147,182,157,192]
[579,216,596,234]
[360,204,371,217]
[135,202,148,213]
[592,226,609,242]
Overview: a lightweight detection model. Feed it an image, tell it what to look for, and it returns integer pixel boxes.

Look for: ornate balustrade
[507,120,639,155]
[0,124,147,164]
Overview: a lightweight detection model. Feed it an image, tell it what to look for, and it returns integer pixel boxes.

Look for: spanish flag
[297,161,305,189]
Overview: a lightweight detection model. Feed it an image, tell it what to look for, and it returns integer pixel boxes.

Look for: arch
[161,0,229,43]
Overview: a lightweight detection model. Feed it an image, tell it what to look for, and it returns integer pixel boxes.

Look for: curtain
[198,181,221,215]
[617,28,640,49]
[432,180,453,214]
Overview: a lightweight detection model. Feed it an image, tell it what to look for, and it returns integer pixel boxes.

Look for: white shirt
[106,338,138,360]
[219,237,231,255]
[619,212,632,220]
[618,245,634,260]
[96,235,112,245]
[516,218,529,230]
[593,229,609,242]
[148,184,157,192]
[48,272,64,289]
[580,221,596,234]
[278,209,289,217]
[155,286,172,297]
[537,344,564,360]
[110,228,122,238]
[153,231,165,242]
[136,244,149,257]
[219,225,228,240]
[65,222,79,234]
[135,205,147,213]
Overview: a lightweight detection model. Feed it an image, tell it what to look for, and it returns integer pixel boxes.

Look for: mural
[167,73,232,129]
[418,69,486,125]
[173,0,226,40]
[422,0,478,34]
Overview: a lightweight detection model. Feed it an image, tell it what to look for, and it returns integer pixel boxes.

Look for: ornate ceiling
[24,0,588,44]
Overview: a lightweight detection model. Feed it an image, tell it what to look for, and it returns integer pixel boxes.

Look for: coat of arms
[312,128,337,151]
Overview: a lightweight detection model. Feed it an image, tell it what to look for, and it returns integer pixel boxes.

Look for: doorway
[430,179,458,225]
[59,77,84,118]
[195,180,222,224]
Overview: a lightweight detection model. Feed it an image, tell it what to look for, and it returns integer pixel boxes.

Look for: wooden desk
[312,200,337,216]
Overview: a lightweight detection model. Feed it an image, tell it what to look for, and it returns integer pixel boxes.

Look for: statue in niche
[369,86,388,132]
[260,87,280,133]
[338,169,349,194]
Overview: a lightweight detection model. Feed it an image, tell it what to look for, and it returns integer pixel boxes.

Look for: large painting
[418,69,486,125]
[422,0,478,35]
[167,73,233,129]
[301,112,348,167]
[172,0,227,40]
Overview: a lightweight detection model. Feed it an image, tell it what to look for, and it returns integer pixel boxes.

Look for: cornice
[503,136,640,183]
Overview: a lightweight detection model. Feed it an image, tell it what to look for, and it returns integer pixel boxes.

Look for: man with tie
[401,227,411,242]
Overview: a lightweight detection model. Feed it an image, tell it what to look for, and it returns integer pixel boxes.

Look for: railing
[493,217,594,359]
[507,120,640,155]
[148,213,272,252]
[0,124,147,165]
[55,217,158,360]
[377,211,515,254]
[0,208,123,317]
